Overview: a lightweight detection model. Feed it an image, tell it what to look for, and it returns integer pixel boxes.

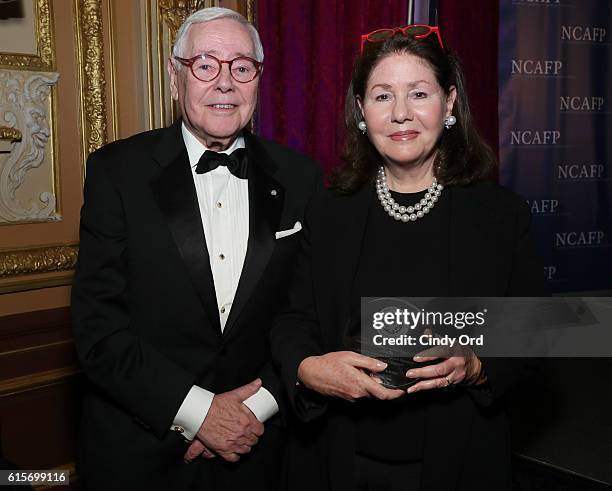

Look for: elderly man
[71,7,320,490]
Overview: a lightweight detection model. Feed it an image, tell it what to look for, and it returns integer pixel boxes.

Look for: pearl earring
[358,121,367,134]
[444,115,456,129]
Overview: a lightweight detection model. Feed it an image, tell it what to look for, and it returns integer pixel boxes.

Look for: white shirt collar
[181,122,246,169]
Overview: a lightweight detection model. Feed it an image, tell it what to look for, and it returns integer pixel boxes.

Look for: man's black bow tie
[195,148,248,179]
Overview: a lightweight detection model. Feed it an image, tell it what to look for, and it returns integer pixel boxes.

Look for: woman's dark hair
[329,31,495,194]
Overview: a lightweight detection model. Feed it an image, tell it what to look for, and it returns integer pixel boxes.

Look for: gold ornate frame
[0,0,106,293]
[0,0,56,71]
[74,0,107,170]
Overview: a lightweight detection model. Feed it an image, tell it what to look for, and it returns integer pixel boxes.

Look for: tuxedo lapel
[223,131,284,336]
[150,122,221,333]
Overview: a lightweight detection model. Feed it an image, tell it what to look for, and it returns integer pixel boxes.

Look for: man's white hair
[172,7,264,68]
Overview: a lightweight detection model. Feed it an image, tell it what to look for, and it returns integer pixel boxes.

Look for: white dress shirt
[172,123,279,441]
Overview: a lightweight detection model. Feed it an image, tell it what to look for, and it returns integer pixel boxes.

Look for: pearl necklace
[375,166,443,222]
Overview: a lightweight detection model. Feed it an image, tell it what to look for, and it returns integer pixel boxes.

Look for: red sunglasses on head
[360,24,444,54]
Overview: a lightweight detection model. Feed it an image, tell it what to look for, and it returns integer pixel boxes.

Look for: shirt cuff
[172,385,215,441]
[243,387,279,423]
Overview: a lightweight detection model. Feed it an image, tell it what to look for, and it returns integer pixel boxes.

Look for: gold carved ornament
[158,0,213,46]
[0,127,22,142]
[0,245,78,278]
[75,0,108,158]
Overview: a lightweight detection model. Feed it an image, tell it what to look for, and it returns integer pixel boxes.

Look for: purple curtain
[438,0,499,167]
[257,1,408,176]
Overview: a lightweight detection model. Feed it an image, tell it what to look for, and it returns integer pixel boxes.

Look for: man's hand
[297,351,405,402]
[184,379,265,463]
[184,440,216,462]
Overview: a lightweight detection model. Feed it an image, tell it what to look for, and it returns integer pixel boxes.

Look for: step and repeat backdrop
[499,0,611,293]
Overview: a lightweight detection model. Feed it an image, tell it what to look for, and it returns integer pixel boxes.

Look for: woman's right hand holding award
[297,351,406,402]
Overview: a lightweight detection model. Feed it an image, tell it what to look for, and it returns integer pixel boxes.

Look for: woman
[271,25,545,490]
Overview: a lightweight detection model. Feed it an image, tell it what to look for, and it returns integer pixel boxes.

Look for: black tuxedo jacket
[71,120,321,490]
[271,181,546,491]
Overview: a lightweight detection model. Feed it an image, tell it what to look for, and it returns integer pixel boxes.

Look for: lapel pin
[270,189,278,196]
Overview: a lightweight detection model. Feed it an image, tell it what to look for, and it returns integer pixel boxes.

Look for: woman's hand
[297,351,406,402]
[405,351,484,394]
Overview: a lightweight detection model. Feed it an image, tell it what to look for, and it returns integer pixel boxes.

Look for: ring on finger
[445,376,452,387]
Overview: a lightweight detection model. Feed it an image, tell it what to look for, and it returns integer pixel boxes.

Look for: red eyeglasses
[360,24,444,54]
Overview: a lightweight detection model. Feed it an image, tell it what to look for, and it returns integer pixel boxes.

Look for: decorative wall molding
[0,69,60,223]
[0,0,56,71]
[0,307,80,485]
[0,366,81,397]
[0,339,74,358]
[74,0,107,167]
[0,272,74,294]
[0,244,78,278]
[0,0,106,291]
